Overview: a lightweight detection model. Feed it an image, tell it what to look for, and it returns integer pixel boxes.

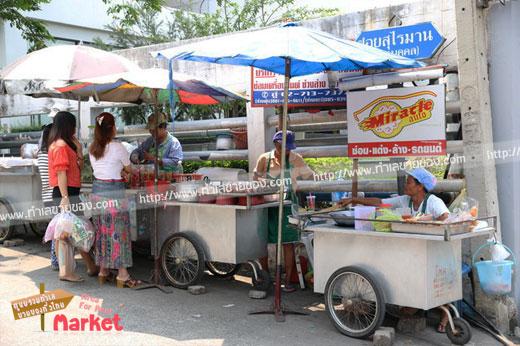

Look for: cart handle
[472,242,516,266]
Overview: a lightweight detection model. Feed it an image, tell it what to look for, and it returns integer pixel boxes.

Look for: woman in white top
[89,112,140,288]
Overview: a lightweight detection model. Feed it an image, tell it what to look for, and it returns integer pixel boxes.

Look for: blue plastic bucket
[474,260,514,295]
[473,243,516,296]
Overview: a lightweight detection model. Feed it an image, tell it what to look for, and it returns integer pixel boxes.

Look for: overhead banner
[250,67,361,108]
[347,85,446,158]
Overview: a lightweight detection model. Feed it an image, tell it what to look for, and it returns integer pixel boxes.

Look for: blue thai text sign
[356,22,445,60]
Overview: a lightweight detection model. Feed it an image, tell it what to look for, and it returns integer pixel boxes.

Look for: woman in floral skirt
[89,112,140,288]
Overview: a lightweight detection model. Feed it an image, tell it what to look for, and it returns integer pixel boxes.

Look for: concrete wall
[488,0,520,311]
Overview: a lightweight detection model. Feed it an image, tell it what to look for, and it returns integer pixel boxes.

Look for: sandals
[98,272,116,285]
[282,284,297,293]
[116,276,142,288]
[87,267,100,277]
[437,322,447,333]
[59,275,84,282]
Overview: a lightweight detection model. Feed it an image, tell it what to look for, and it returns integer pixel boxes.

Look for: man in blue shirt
[130,113,183,172]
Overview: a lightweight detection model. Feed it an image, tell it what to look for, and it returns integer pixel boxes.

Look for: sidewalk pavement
[0,234,501,346]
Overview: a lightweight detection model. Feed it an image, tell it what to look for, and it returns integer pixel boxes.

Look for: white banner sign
[347,85,446,158]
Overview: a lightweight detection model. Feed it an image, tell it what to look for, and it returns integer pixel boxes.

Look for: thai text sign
[347,85,446,158]
[11,289,73,320]
[356,22,445,60]
[251,67,361,107]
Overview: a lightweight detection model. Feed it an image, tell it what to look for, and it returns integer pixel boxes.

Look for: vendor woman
[254,130,314,292]
[339,167,449,221]
[130,112,183,172]
[339,167,450,332]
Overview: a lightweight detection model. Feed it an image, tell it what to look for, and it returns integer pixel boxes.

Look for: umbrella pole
[77,96,81,140]
[134,89,172,294]
[250,58,307,322]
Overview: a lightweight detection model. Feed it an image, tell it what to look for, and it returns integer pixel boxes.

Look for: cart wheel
[160,232,205,289]
[252,269,271,291]
[0,198,15,243]
[30,221,47,237]
[446,317,472,345]
[206,262,240,278]
[324,266,385,338]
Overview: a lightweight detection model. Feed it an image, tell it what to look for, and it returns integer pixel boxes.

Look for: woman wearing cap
[339,167,449,221]
[89,112,141,288]
[47,111,97,282]
[130,112,183,172]
[339,167,450,331]
[254,130,314,292]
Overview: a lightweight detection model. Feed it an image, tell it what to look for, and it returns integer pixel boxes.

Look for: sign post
[11,287,74,330]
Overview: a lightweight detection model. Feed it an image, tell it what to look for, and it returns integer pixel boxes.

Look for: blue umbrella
[153,22,424,321]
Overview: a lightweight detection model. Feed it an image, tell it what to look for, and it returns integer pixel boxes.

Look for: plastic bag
[20,143,38,159]
[69,216,95,252]
[44,213,61,242]
[372,209,401,232]
[45,211,95,251]
[490,242,511,262]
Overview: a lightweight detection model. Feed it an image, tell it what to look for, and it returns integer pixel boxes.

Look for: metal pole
[77,96,81,140]
[274,57,291,322]
[152,89,160,284]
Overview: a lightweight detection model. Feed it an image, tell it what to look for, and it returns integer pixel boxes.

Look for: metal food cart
[0,158,44,241]
[134,189,287,290]
[300,217,496,345]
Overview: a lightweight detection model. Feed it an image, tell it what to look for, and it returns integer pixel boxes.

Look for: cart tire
[206,262,240,278]
[252,269,271,291]
[446,317,472,345]
[0,198,15,243]
[324,266,385,338]
[160,232,205,289]
[30,221,47,237]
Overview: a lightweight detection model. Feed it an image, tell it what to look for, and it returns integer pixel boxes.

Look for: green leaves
[0,0,53,52]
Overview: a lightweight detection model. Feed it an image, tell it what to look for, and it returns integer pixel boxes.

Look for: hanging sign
[347,85,446,158]
[250,67,361,108]
[356,22,445,60]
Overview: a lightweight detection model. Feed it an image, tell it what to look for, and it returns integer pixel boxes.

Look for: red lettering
[89,314,101,331]
[113,314,124,331]
[113,314,123,331]
[80,317,89,331]
[409,105,418,116]
[101,318,113,331]
[69,318,80,331]
[53,314,68,331]
[399,108,409,119]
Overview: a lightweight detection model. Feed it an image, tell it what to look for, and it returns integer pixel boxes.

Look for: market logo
[353,91,437,139]
[11,285,123,332]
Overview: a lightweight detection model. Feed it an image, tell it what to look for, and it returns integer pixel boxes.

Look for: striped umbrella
[51,68,245,105]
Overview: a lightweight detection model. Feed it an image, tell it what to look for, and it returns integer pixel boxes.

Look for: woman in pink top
[47,111,97,282]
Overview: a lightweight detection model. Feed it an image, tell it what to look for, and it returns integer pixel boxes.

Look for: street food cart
[154,189,287,290]
[0,158,43,241]
[297,215,496,345]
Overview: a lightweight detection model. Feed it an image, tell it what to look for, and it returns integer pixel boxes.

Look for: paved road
[0,234,501,346]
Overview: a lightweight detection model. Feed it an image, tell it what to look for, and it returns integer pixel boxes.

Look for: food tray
[391,221,472,236]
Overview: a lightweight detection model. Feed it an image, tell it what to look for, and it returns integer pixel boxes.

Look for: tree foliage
[97,0,338,124]
[0,0,54,52]
[102,0,339,50]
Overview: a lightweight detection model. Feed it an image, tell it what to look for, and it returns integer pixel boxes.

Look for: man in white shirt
[339,167,449,221]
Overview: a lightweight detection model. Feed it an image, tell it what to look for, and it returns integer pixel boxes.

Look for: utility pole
[454,0,514,333]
